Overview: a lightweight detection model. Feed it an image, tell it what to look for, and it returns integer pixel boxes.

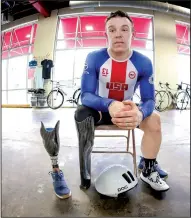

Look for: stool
[93,125,137,177]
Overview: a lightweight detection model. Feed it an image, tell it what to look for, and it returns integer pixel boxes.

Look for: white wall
[154,12,178,89]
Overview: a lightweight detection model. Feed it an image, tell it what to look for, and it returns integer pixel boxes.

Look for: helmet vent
[122,173,131,183]
[127,171,135,181]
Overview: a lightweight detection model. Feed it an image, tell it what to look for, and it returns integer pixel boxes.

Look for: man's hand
[111,100,143,130]
[108,101,127,118]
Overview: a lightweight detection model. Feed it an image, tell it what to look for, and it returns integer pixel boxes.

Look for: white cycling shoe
[140,171,170,192]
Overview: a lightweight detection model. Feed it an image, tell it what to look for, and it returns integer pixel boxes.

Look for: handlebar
[50,80,59,83]
[159,82,190,91]
[159,82,163,88]
[159,82,171,90]
[165,82,171,89]
[181,82,190,87]
[176,84,182,90]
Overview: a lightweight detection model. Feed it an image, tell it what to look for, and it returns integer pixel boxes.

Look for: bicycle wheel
[176,91,190,110]
[73,88,81,100]
[155,90,159,95]
[154,90,161,110]
[155,91,170,112]
[76,92,81,105]
[47,90,64,109]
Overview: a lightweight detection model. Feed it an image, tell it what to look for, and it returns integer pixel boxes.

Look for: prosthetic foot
[75,116,95,189]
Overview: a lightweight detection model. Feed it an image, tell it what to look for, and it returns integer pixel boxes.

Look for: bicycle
[68,87,81,105]
[133,88,160,110]
[176,82,190,110]
[47,80,81,109]
[155,82,182,112]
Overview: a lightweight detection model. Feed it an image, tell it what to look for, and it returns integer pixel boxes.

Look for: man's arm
[138,59,155,120]
[81,52,114,112]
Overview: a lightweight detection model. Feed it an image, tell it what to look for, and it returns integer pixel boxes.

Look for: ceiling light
[85,25,93,31]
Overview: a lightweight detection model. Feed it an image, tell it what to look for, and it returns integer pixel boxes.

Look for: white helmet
[94,164,138,197]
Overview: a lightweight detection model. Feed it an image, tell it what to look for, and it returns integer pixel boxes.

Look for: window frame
[2,22,37,59]
[2,22,38,105]
[53,12,155,86]
[56,12,154,52]
[175,20,190,55]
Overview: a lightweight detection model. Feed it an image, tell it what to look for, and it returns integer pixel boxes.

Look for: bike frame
[159,82,181,102]
[181,82,190,98]
[52,86,67,96]
[50,80,67,96]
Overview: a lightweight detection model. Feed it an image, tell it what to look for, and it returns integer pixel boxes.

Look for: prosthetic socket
[75,116,95,189]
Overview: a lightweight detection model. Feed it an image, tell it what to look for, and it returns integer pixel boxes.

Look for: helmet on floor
[94,164,138,197]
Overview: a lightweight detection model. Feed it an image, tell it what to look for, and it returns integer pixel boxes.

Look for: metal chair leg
[94,127,137,178]
[132,129,137,177]
[126,130,130,152]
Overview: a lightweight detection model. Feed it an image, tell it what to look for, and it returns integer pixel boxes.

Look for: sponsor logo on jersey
[83,62,89,74]
[129,71,136,79]
[149,74,154,84]
[106,82,128,91]
[102,68,109,77]
[84,62,88,70]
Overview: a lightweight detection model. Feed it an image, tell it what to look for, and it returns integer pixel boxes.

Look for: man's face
[106,17,133,53]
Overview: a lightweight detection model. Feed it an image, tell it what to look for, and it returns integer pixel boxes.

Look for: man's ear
[132,30,135,39]
[104,32,108,43]
[105,32,108,45]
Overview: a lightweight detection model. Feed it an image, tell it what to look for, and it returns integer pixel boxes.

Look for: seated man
[74,10,169,192]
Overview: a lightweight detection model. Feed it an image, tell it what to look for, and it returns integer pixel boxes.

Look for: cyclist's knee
[74,105,100,123]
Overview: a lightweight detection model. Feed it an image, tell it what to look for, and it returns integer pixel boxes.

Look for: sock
[142,158,156,177]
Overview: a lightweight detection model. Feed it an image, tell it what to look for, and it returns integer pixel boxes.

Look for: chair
[93,125,137,177]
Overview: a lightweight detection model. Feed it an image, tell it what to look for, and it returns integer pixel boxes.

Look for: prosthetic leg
[40,121,60,168]
[75,116,95,189]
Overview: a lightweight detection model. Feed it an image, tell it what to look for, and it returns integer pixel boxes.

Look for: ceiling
[1,0,190,22]
[158,1,190,9]
[1,0,69,21]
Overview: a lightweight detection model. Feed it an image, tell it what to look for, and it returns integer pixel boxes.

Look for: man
[74,10,169,192]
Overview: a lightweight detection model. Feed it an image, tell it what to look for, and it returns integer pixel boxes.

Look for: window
[57,15,153,50]
[2,22,37,104]
[177,54,190,84]
[11,25,32,48]
[7,90,27,104]
[9,46,30,58]
[2,51,9,59]
[2,60,7,90]
[2,23,37,59]
[74,48,99,80]
[8,56,28,89]
[176,22,190,55]
[54,50,75,81]
[2,31,11,51]
[2,91,7,104]
[131,16,153,50]
[134,49,153,64]
[58,17,78,39]
[176,22,190,84]
[54,14,154,90]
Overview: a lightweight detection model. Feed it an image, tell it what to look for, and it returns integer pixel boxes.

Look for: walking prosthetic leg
[40,121,60,168]
[75,116,95,190]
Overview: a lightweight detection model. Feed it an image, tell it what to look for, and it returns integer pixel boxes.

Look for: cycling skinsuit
[80,48,155,120]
